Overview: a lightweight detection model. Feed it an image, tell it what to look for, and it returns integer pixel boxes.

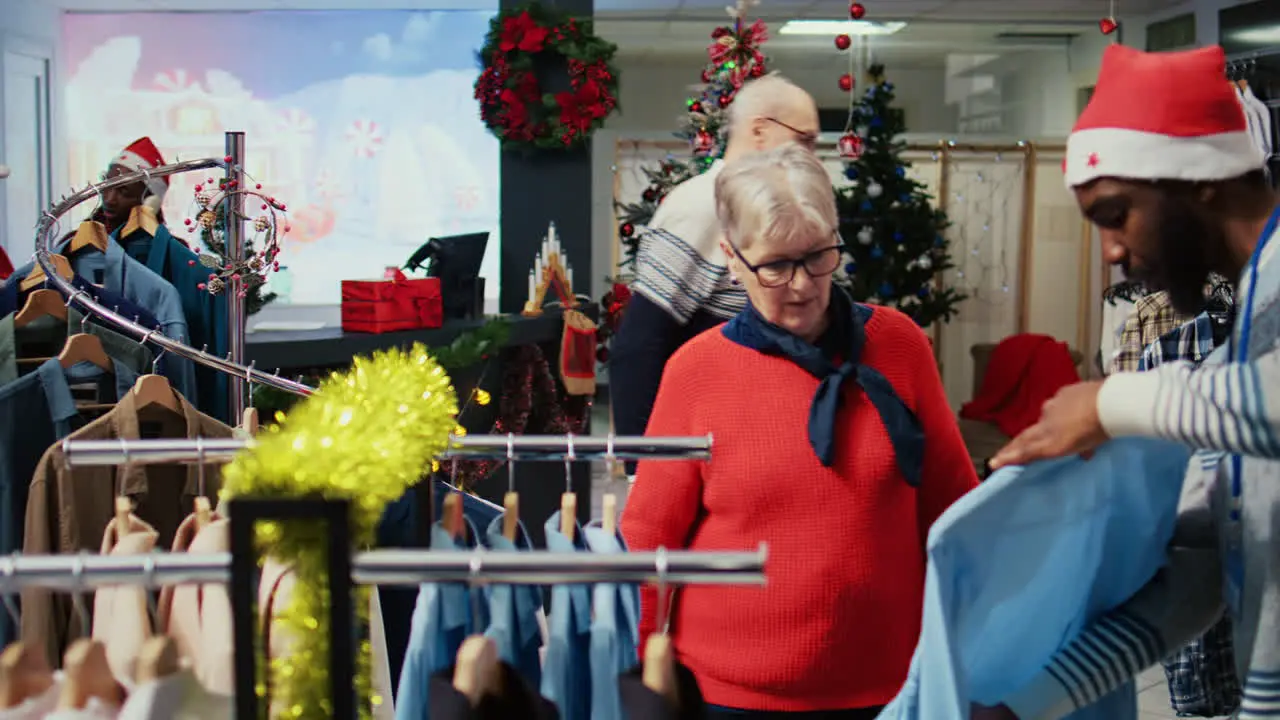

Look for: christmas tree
[613,2,769,269]
[837,65,965,327]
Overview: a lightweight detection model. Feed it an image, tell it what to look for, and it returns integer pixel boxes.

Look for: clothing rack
[0,547,767,591]
[31,135,313,399]
[58,433,714,467]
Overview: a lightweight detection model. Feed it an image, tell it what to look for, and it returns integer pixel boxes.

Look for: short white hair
[726,73,807,135]
[714,144,838,252]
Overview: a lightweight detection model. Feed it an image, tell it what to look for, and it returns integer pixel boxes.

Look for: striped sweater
[1005,217,1280,719]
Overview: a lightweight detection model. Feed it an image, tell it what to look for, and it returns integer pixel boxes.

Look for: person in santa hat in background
[89,137,231,421]
[969,44,1280,720]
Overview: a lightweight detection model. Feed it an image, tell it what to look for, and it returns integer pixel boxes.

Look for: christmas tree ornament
[857,227,873,245]
[693,129,716,154]
[1098,17,1118,34]
[837,133,864,159]
[916,254,932,270]
[866,181,883,198]
[879,281,895,298]
[839,73,855,92]
[689,100,703,113]
[850,2,866,20]
[844,166,859,180]
[835,34,852,50]
[917,285,931,298]
[718,94,732,108]
[619,222,635,238]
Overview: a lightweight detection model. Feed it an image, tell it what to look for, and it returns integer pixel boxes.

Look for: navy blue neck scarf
[721,288,924,485]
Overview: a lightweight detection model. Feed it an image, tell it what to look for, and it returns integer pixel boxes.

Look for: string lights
[944,157,1019,304]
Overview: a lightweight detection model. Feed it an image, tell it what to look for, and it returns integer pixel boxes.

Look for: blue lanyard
[1227,205,1280,519]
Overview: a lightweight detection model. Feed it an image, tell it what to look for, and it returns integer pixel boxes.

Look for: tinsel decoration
[222,344,460,720]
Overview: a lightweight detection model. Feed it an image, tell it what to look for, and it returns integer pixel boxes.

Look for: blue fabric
[394,521,486,720]
[117,224,229,422]
[720,287,923,481]
[375,489,427,701]
[432,479,502,531]
[483,515,545,686]
[541,511,593,720]
[582,521,640,720]
[877,438,1192,720]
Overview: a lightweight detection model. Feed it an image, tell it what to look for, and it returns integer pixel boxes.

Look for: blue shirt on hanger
[877,438,1192,720]
[482,515,544,687]
[541,511,593,720]
[582,521,640,720]
[395,520,484,720]
[117,224,228,421]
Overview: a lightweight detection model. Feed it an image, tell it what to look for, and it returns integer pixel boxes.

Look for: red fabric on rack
[960,333,1081,438]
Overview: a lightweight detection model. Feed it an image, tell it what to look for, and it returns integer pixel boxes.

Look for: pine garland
[198,203,278,316]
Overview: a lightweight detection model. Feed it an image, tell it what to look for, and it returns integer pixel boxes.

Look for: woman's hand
[971,703,1019,720]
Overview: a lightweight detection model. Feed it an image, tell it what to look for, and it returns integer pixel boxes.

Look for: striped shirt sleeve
[1097,343,1280,459]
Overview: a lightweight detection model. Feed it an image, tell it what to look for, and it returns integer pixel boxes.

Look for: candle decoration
[523,222,578,316]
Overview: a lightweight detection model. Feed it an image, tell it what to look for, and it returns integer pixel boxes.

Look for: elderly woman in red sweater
[621,144,978,718]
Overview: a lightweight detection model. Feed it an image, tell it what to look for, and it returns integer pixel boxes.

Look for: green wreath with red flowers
[474,3,620,152]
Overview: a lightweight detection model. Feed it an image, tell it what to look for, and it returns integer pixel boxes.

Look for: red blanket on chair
[0,246,12,281]
[960,334,1080,438]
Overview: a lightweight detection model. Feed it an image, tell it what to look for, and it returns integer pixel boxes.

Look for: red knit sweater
[621,306,977,712]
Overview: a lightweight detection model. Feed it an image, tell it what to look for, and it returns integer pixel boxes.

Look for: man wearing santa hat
[973,45,1280,719]
[97,136,171,234]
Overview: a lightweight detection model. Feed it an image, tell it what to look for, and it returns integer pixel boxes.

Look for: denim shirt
[878,438,1192,720]
[540,511,593,720]
[483,515,544,686]
[394,520,484,720]
[582,522,640,720]
[0,358,137,646]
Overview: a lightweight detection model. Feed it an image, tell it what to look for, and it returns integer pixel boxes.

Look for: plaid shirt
[1141,310,1241,718]
[1112,291,1192,373]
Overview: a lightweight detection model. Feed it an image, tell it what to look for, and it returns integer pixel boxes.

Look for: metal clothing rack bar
[31,135,313,399]
[0,547,767,590]
[60,433,714,467]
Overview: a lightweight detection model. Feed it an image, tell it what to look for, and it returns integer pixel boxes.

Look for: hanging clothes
[582,520,640,720]
[117,223,228,422]
[0,671,61,719]
[426,662,559,719]
[877,438,1192,720]
[483,515,545,687]
[91,515,159,687]
[0,358,139,649]
[20,389,230,664]
[616,662,708,720]
[157,515,233,695]
[0,310,152,387]
[115,669,232,720]
[0,270,162,335]
[395,519,484,720]
[541,511,593,720]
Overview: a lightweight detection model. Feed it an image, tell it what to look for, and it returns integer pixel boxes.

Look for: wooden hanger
[642,634,679,708]
[602,494,619,536]
[131,373,179,413]
[57,639,122,710]
[194,496,213,531]
[19,254,73,293]
[58,333,111,372]
[452,636,501,707]
[560,492,577,542]
[0,642,53,709]
[68,221,108,255]
[13,289,68,329]
[134,635,180,685]
[241,407,260,435]
[121,205,159,239]
[114,497,133,538]
[502,492,519,542]
[442,493,464,541]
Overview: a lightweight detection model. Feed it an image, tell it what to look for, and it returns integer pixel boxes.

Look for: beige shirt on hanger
[158,515,233,695]
[91,515,159,687]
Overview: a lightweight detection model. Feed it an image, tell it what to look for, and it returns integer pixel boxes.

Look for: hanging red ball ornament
[849,2,866,20]
[1098,17,1118,35]
[837,133,864,159]
[718,94,732,108]
[750,63,765,78]
[694,129,716,154]
[835,34,852,50]
[701,69,712,83]
[690,101,703,113]
[619,222,635,238]
[839,73,855,92]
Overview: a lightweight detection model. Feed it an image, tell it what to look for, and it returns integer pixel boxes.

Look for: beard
[1127,194,1219,316]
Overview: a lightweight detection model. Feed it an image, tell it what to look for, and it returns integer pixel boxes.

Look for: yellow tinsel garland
[222,344,461,719]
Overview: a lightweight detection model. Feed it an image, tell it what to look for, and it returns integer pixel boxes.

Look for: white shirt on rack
[116,669,232,720]
[1242,84,1273,157]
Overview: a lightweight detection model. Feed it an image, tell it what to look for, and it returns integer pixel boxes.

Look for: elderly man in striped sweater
[982,45,1280,719]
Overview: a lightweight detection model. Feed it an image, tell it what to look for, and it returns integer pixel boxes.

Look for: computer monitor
[416,232,489,320]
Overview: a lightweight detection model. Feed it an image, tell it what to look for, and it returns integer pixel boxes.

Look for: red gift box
[341,271,443,334]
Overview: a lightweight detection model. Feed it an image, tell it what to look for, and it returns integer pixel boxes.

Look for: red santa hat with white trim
[1064,44,1266,188]
[111,136,169,211]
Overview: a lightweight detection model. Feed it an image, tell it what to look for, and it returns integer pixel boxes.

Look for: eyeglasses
[764,117,818,150]
[727,240,846,288]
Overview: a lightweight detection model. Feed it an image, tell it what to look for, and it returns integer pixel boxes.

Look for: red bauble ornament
[619,222,635,237]
[750,64,765,78]
[839,73,855,92]
[701,69,712,82]
[642,188,656,202]
[837,133,864,159]
[711,27,729,39]
[718,94,732,108]
[1098,17,1118,35]
[694,129,715,154]
[690,101,703,113]
[835,34,852,50]
[849,2,866,20]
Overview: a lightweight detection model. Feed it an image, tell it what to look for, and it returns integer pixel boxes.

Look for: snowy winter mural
[61,11,500,306]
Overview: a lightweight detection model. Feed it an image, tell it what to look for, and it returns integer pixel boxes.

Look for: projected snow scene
[62,10,500,306]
